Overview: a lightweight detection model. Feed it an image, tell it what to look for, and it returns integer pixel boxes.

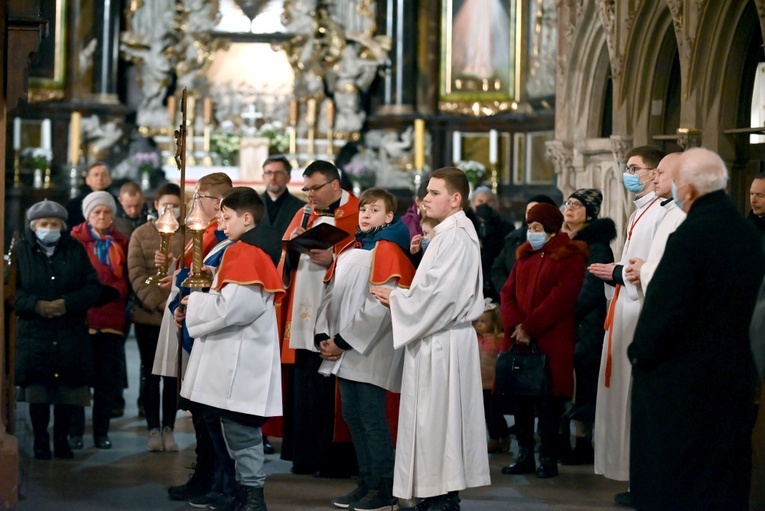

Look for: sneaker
[332,483,368,509]
[162,426,179,452]
[148,428,163,452]
[188,491,228,509]
[349,489,399,511]
[167,464,213,501]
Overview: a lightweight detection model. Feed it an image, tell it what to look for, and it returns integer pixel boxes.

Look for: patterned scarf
[88,224,125,279]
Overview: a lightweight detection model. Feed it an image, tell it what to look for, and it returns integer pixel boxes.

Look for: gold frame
[29,0,68,96]
[439,0,523,115]
[460,131,511,183]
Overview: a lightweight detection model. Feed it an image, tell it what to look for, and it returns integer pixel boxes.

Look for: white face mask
[35,227,61,246]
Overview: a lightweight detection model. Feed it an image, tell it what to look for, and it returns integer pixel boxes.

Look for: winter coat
[14,230,101,386]
[71,222,130,333]
[474,204,514,301]
[500,232,588,397]
[127,219,184,326]
[629,190,765,511]
[490,226,526,295]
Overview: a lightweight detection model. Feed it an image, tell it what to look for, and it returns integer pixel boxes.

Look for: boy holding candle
[371,167,490,511]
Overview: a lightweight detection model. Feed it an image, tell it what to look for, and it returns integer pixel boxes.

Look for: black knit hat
[569,188,603,220]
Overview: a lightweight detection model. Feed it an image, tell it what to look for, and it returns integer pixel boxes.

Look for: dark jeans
[134,323,177,430]
[482,389,509,439]
[70,332,126,437]
[203,407,237,495]
[338,378,394,487]
[513,396,566,460]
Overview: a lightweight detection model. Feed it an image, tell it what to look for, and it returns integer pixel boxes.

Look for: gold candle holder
[490,163,499,195]
[43,167,52,189]
[13,150,21,188]
[306,98,317,156]
[182,194,212,290]
[146,204,180,286]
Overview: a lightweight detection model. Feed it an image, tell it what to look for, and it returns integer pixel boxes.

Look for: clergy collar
[633,191,657,209]
[315,196,342,216]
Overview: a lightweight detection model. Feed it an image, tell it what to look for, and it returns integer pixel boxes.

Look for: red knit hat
[527,203,563,233]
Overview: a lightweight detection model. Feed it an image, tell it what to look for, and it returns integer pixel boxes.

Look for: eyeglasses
[563,201,583,209]
[194,193,220,202]
[263,170,290,176]
[624,165,655,175]
[301,181,331,193]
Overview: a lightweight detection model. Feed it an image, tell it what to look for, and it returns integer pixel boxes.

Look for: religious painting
[440,0,521,112]
[29,0,68,97]
[513,131,555,184]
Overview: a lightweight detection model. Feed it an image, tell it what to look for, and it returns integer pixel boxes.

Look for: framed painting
[440,0,522,114]
[29,0,68,99]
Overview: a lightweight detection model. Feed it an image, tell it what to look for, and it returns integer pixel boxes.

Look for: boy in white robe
[315,188,415,511]
[371,167,490,511]
[181,188,285,511]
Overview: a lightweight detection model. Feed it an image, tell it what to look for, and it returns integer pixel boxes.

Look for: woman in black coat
[14,200,101,459]
[560,189,616,464]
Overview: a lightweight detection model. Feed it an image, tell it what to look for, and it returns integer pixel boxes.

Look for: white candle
[452,131,461,164]
[13,117,21,150]
[489,129,498,164]
[41,119,52,151]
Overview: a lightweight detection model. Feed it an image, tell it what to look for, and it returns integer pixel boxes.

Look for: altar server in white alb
[371,167,490,511]
[588,146,666,506]
[181,188,285,511]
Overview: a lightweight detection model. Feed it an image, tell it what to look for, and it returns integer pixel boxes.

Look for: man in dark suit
[628,148,765,511]
[66,162,114,227]
[260,155,306,237]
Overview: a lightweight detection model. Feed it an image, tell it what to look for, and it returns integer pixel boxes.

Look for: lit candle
[452,131,461,164]
[203,97,213,124]
[306,98,317,125]
[13,117,21,150]
[325,99,335,129]
[414,119,425,171]
[41,119,52,151]
[289,99,299,127]
[168,96,176,125]
[186,95,196,123]
[489,129,498,164]
[69,112,81,166]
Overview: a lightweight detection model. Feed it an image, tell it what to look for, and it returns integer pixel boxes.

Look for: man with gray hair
[628,148,765,511]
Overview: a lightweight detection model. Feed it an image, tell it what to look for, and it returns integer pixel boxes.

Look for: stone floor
[14,336,629,511]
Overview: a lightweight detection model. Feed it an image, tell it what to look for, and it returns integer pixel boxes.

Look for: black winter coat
[490,226,527,294]
[14,230,102,387]
[629,191,765,511]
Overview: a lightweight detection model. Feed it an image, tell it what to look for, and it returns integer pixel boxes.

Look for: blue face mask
[527,231,548,250]
[35,227,61,246]
[623,172,645,194]
[421,236,431,252]
[671,181,684,210]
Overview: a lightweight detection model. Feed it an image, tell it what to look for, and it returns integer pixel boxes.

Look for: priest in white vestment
[371,167,490,510]
[589,148,666,504]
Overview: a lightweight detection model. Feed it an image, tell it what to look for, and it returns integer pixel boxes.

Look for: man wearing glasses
[279,160,359,477]
[588,146,666,507]
[259,155,306,238]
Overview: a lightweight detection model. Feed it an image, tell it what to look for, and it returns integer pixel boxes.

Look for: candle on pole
[69,112,82,166]
[414,119,425,171]
[168,96,177,126]
[489,129,498,164]
[203,97,213,125]
[13,117,21,150]
[41,119,52,151]
[452,131,461,164]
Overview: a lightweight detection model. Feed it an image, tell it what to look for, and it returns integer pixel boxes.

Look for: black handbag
[495,341,551,397]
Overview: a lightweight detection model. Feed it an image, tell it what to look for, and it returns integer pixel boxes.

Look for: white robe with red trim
[595,192,666,481]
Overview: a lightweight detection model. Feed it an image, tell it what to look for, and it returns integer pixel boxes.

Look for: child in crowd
[409,216,439,256]
[474,299,510,454]
[371,167,490,511]
[315,188,415,511]
[180,187,285,511]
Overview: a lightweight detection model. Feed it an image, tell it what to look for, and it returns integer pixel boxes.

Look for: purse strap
[509,340,539,354]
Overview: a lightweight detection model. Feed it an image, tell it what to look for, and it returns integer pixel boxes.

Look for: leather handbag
[495,341,551,397]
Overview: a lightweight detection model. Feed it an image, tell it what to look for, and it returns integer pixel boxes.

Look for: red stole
[214,241,285,302]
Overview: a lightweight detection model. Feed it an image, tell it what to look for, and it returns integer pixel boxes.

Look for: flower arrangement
[133,151,160,174]
[21,147,52,171]
[457,160,486,187]
[259,121,289,154]
[344,161,377,190]
[211,121,242,166]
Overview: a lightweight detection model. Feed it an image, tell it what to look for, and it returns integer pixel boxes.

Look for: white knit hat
[82,191,116,221]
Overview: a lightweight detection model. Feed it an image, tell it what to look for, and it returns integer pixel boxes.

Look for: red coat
[500,232,588,397]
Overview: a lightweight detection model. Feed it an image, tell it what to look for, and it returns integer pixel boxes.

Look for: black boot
[167,463,214,501]
[53,405,74,459]
[30,403,51,460]
[560,436,594,465]
[535,457,558,478]
[501,446,536,475]
[239,485,267,511]
[349,478,397,511]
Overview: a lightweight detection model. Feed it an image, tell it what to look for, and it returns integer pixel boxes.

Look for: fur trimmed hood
[516,231,589,261]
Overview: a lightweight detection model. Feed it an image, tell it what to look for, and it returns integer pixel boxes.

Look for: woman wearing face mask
[14,200,102,459]
[126,183,185,452]
[70,191,131,450]
[499,203,588,478]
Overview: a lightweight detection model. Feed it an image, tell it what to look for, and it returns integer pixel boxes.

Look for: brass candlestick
[43,167,52,189]
[146,204,180,286]
[306,98,317,156]
[490,163,499,195]
[181,194,212,290]
[13,150,20,187]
